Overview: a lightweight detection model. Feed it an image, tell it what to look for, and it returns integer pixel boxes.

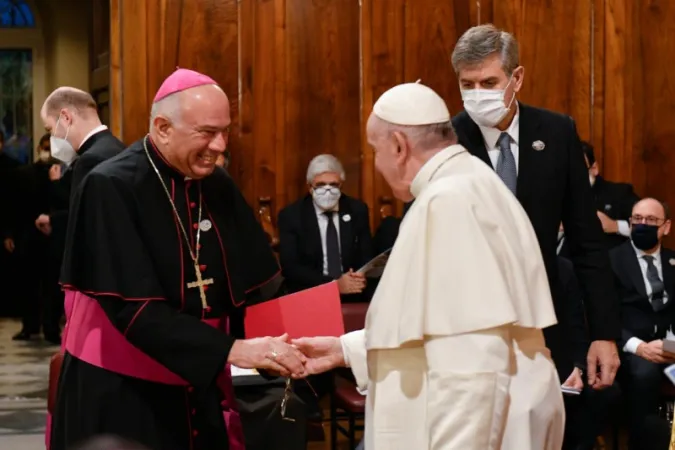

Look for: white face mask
[50,117,77,164]
[312,186,341,211]
[39,151,50,162]
[461,77,516,128]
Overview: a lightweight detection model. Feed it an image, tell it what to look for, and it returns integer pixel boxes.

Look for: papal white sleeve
[340,329,369,392]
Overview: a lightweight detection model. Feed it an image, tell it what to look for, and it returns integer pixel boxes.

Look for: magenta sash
[46,289,245,450]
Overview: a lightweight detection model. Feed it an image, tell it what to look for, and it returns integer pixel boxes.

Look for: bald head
[42,87,97,119]
[633,197,669,220]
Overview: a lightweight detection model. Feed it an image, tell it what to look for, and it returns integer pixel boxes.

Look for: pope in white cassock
[293,82,565,450]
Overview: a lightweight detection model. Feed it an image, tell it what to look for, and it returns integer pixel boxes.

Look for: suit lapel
[461,116,492,167]
[661,250,674,301]
[302,196,323,264]
[338,197,353,270]
[625,245,647,297]
[515,103,542,202]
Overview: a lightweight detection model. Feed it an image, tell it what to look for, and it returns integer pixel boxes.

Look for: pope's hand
[292,336,345,375]
[228,333,307,379]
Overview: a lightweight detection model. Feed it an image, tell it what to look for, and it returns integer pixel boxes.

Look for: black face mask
[631,224,660,250]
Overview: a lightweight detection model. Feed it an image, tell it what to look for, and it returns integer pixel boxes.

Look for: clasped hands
[227,334,345,379]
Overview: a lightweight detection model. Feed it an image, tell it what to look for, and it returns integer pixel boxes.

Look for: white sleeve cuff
[623,337,643,354]
[617,220,631,237]
[340,329,369,392]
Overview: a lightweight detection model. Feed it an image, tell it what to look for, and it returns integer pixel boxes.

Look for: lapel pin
[199,219,212,232]
[605,204,612,211]
[342,214,351,223]
[669,258,675,266]
[532,140,545,151]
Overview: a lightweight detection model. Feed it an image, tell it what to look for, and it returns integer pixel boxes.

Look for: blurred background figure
[70,435,149,450]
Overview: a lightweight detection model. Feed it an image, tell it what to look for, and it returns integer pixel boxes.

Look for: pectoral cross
[187,263,214,309]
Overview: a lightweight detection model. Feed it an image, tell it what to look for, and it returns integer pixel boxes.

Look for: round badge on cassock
[199,219,212,232]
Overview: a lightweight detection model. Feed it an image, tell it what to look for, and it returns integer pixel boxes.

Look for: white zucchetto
[372,82,451,126]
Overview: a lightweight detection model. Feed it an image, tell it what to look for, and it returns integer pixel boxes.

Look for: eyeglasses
[280,378,295,422]
[630,215,666,226]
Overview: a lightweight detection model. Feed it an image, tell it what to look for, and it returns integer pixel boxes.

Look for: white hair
[148,93,183,132]
[306,154,345,184]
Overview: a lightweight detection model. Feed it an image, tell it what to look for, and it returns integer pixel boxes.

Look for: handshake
[227,334,346,378]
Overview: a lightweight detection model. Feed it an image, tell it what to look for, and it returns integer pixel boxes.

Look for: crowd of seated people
[274,143,675,450]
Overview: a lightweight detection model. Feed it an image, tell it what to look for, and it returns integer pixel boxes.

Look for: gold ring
[270,350,279,360]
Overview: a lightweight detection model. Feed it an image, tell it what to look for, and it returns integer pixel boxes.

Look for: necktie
[643,255,666,311]
[496,132,517,194]
[324,212,342,279]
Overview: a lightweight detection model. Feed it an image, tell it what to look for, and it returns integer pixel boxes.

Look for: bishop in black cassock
[49,69,306,450]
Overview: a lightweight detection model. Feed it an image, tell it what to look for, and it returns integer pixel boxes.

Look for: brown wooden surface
[109,0,675,240]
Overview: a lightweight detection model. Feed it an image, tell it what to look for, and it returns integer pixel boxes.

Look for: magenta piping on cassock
[45,289,245,450]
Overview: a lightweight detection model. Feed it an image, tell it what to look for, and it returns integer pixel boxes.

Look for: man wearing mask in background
[278,154,373,301]
[15,88,125,343]
[451,24,621,392]
[610,198,675,449]
[277,153,374,421]
[5,133,64,343]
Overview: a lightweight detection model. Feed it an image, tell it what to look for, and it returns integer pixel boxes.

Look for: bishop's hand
[228,334,307,379]
[292,336,345,375]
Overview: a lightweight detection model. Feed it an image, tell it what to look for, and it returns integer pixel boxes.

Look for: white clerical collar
[478,104,520,149]
[79,125,108,149]
[410,144,467,198]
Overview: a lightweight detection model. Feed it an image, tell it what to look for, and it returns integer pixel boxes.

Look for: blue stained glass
[0,0,35,28]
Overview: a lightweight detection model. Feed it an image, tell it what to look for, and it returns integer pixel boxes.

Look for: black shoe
[12,331,37,341]
[44,334,61,346]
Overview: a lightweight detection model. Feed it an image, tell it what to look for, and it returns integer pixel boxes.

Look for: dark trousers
[16,231,62,336]
[620,353,666,450]
[563,384,621,450]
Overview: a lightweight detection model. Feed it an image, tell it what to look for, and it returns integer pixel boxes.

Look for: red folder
[245,281,344,339]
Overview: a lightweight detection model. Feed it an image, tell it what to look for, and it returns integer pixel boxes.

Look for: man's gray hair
[149,94,182,132]
[306,154,345,184]
[380,120,456,151]
[451,24,519,75]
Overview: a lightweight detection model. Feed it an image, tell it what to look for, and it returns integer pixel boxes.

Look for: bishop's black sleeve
[64,170,235,389]
[94,296,235,389]
[561,118,621,341]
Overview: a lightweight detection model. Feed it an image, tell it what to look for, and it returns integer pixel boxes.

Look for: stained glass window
[0,49,33,164]
[0,0,34,27]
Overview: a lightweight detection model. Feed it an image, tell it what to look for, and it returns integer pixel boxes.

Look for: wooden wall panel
[284,0,362,201]
[109,0,675,239]
[491,1,593,141]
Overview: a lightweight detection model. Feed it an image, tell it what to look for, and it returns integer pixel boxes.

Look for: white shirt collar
[478,104,520,149]
[632,241,662,261]
[79,125,108,149]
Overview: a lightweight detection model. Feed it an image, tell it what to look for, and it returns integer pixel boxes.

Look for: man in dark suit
[278,154,374,301]
[450,24,620,389]
[584,141,640,249]
[13,87,125,342]
[278,154,374,420]
[611,197,675,449]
